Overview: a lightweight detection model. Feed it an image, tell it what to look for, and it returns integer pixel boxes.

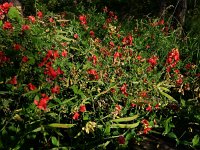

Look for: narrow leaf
[48,123,75,128]
[111,115,139,123]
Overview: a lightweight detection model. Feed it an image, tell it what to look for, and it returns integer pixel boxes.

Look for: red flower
[79,105,86,112]
[166,48,180,72]
[28,16,36,23]
[110,88,116,93]
[114,52,122,60]
[22,25,30,31]
[120,83,128,96]
[88,55,97,65]
[109,41,115,47]
[122,35,133,46]
[13,43,21,50]
[3,21,13,30]
[136,55,142,60]
[87,69,99,80]
[49,17,54,23]
[131,103,137,108]
[176,77,183,86]
[143,127,152,134]
[51,85,60,94]
[115,104,122,112]
[118,135,125,144]
[72,112,80,120]
[148,55,158,67]
[89,30,95,37]
[28,83,36,91]
[79,15,87,25]
[2,2,13,13]
[74,33,78,39]
[34,94,49,110]
[61,50,67,57]
[8,76,17,85]
[146,104,152,112]
[22,56,29,62]
[155,103,160,110]
[141,119,149,126]
[37,11,43,18]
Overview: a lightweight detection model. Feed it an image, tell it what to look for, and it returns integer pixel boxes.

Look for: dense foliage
[0,1,199,149]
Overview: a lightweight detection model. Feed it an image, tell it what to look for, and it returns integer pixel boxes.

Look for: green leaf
[28,57,35,65]
[48,123,75,128]
[32,127,42,133]
[163,117,175,135]
[104,123,111,136]
[109,122,140,129]
[8,7,22,22]
[56,35,73,42]
[192,135,199,147]
[0,20,2,27]
[110,115,138,123]
[51,136,59,147]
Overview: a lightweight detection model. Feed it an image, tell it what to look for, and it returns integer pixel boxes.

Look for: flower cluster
[34,94,50,110]
[0,2,13,19]
[141,119,152,134]
[87,69,99,80]
[166,48,180,72]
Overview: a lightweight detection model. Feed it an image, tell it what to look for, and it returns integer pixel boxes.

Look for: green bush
[0,1,199,149]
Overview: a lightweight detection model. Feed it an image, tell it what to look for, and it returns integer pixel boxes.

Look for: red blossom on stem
[3,21,13,30]
[22,25,30,31]
[8,76,17,85]
[34,94,49,110]
[87,69,99,80]
[72,112,80,120]
[13,44,21,50]
[37,11,43,19]
[28,83,36,91]
[51,85,60,94]
[79,15,87,25]
[79,105,86,112]
[28,16,36,23]
[148,55,158,67]
[166,48,180,72]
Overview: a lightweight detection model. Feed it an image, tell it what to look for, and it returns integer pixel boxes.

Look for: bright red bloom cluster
[120,83,128,96]
[0,2,13,19]
[87,69,99,80]
[148,55,158,67]
[39,50,64,80]
[79,15,87,25]
[141,119,152,134]
[166,48,180,72]
[51,85,60,94]
[28,83,37,91]
[34,93,50,110]
[3,21,13,30]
